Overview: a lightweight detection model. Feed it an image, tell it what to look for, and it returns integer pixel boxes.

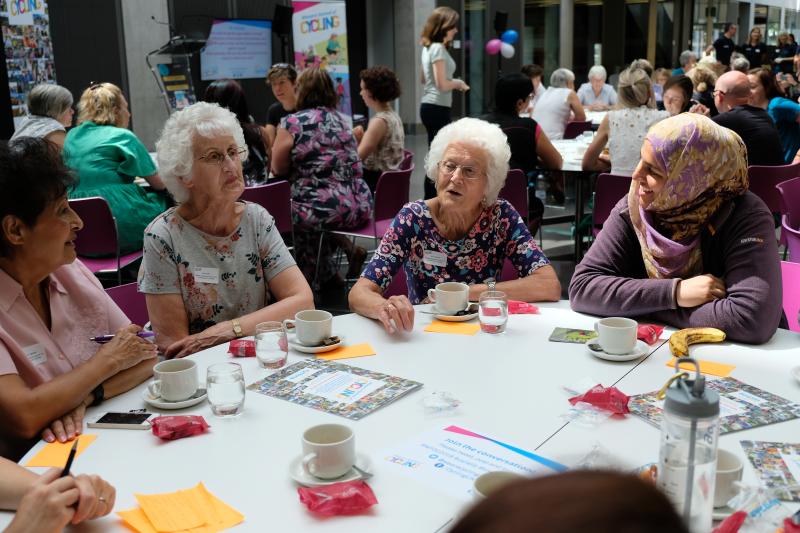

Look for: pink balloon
[485,39,502,55]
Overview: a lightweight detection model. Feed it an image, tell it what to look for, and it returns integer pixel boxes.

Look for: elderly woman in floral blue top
[349,118,561,334]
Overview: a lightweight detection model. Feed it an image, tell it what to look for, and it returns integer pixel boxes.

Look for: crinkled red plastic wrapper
[228,339,256,357]
[298,481,377,516]
[637,324,664,345]
[712,511,747,533]
[569,384,630,415]
[508,300,539,314]
[151,415,209,440]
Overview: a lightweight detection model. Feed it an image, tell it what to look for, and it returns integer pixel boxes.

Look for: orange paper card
[26,435,97,467]
[317,343,376,361]
[424,320,480,336]
[667,358,735,378]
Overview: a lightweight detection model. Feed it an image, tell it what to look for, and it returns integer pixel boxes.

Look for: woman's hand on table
[5,468,78,533]
[71,473,116,524]
[164,321,234,358]
[676,274,727,308]
[374,295,414,334]
[96,324,158,373]
[41,397,89,443]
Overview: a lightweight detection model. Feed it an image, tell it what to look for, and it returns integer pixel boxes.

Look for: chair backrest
[69,197,119,257]
[780,260,800,332]
[563,120,592,140]
[382,267,408,298]
[374,164,413,222]
[498,169,529,221]
[400,149,414,171]
[501,258,521,281]
[747,163,800,215]
[106,282,149,327]
[776,176,800,228]
[593,174,631,229]
[240,181,293,236]
[783,216,800,264]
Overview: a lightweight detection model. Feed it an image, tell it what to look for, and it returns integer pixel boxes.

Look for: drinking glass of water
[479,290,508,334]
[207,362,245,417]
[255,321,288,369]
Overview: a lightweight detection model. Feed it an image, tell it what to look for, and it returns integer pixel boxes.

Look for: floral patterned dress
[362,199,550,303]
[281,107,372,282]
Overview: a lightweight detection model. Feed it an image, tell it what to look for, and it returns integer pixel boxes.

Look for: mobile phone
[87,412,153,430]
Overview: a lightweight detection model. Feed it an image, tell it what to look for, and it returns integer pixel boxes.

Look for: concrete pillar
[394,0,434,132]
[559,0,574,68]
[121,0,170,150]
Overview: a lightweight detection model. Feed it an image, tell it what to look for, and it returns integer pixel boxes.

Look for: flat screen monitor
[200,19,272,80]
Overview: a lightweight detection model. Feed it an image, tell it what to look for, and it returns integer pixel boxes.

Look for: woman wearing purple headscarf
[569,113,783,344]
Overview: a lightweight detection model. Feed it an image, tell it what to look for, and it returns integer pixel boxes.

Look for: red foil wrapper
[637,324,665,345]
[568,384,630,415]
[228,339,256,357]
[711,511,747,533]
[151,415,209,440]
[508,300,539,314]
[298,481,378,516]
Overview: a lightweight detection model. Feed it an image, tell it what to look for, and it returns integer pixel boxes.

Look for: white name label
[193,267,220,284]
[423,249,447,267]
[23,344,47,365]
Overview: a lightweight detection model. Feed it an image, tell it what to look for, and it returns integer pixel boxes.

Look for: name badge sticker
[23,344,47,365]
[193,267,220,284]
[423,249,447,267]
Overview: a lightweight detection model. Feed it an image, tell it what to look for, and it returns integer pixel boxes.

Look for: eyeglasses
[712,89,725,98]
[88,81,103,91]
[438,160,483,180]
[197,148,247,167]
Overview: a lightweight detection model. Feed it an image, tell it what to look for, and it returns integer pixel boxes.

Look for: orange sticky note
[196,483,244,530]
[667,358,736,378]
[117,507,158,533]
[136,487,208,531]
[26,434,97,467]
[424,320,480,336]
[317,343,376,361]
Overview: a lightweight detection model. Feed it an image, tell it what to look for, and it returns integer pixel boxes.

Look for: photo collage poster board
[1,0,56,130]
[291,1,351,117]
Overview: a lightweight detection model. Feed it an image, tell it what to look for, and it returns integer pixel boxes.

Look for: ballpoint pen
[90,331,156,343]
[60,438,79,478]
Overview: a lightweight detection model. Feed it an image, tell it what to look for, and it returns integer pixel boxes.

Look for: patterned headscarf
[628,113,748,279]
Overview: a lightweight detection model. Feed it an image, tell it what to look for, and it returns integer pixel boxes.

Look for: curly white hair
[155,102,246,203]
[424,117,510,205]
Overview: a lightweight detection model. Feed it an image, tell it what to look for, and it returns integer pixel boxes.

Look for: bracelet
[89,384,104,407]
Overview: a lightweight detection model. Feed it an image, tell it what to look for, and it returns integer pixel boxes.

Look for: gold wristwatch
[231,318,243,338]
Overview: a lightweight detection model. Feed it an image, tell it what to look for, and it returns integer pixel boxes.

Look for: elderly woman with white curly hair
[348,118,561,334]
[138,102,313,358]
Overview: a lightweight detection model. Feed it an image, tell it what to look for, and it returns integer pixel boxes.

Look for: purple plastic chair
[563,120,592,140]
[780,261,800,332]
[69,197,142,285]
[498,169,529,221]
[592,173,630,237]
[775,176,800,229]
[240,181,295,250]
[783,217,800,263]
[382,267,408,298]
[106,282,149,327]
[747,163,800,216]
[400,149,414,171]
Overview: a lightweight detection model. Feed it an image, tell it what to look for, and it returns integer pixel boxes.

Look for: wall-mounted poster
[291,1,351,117]
[1,0,57,130]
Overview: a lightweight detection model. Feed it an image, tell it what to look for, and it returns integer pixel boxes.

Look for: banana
[669,327,726,357]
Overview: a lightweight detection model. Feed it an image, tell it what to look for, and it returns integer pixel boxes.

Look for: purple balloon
[485,39,502,55]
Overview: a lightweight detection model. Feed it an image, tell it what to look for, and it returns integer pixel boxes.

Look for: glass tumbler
[479,290,508,334]
[207,362,245,417]
[255,321,289,369]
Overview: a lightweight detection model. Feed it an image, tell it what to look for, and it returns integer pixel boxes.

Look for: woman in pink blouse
[0,138,157,460]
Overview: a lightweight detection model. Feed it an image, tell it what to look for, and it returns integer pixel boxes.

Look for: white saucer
[792,366,800,385]
[436,311,478,322]
[287,335,343,354]
[587,340,649,362]
[289,452,373,486]
[712,504,737,521]
[141,387,207,410]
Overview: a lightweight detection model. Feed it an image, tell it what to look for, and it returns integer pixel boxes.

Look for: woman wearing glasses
[63,82,167,254]
[138,102,313,358]
[348,118,561,334]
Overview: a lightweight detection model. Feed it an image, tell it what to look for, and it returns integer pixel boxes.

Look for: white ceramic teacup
[283,310,333,346]
[714,449,744,507]
[302,424,356,480]
[147,359,198,402]
[595,317,638,355]
[473,471,525,501]
[428,282,469,315]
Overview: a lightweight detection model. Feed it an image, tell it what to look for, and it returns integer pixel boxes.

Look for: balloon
[501,29,519,45]
[485,39,502,55]
[500,42,515,58]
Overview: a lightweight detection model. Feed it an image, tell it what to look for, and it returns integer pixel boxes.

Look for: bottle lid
[664,358,720,419]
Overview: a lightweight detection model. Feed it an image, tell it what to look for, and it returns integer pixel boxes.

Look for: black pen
[59,438,79,478]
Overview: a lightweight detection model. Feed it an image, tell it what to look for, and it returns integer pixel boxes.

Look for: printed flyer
[740,440,800,502]
[248,359,422,420]
[381,425,566,500]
